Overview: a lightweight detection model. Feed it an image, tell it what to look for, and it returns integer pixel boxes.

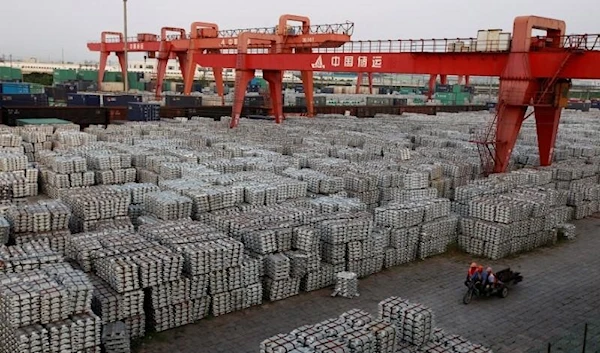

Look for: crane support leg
[98,51,109,89]
[263,70,284,124]
[214,68,225,105]
[301,70,314,117]
[230,69,254,128]
[176,53,189,88]
[428,74,436,101]
[494,105,527,173]
[534,106,561,166]
[156,58,168,98]
[183,55,197,96]
[355,73,363,94]
[115,52,127,90]
[465,75,471,85]
[368,73,373,94]
[440,74,448,85]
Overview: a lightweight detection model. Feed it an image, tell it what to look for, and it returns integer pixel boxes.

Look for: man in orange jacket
[467,262,479,281]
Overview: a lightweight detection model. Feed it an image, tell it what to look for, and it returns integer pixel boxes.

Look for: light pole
[123,0,129,92]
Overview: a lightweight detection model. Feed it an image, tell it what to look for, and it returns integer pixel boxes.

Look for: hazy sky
[1,0,596,62]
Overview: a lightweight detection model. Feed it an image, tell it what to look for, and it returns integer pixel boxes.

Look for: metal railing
[90,22,354,44]
[560,34,600,50]
[89,33,600,54]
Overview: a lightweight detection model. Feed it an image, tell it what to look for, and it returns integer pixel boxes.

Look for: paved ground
[134,215,600,353]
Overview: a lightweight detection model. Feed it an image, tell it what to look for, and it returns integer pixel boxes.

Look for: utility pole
[123,0,129,92]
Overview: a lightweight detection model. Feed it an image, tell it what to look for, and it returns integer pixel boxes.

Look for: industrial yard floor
[133,215,600,353]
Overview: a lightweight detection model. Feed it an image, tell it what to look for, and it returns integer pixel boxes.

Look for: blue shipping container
[0,94,48,107]
[0,82,30,94]
[57,83,78,94]
[67,94,86,107]
[435,84,451,93]
[103,94,142,107]
[127,102,160,121]
[67,94,102,107]
[84,94,101,106]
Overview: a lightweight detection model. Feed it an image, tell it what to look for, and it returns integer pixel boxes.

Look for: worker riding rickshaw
[463,262,523,305]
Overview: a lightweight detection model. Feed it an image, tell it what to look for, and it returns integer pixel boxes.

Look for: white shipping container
[499,33,511,51]
[101,82,124,92]
[202,96,223,106]
[476,30,489,52]
[487,29,503,51]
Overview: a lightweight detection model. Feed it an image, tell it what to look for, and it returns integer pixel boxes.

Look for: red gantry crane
[87,15,353,106]
[88,15,600,174]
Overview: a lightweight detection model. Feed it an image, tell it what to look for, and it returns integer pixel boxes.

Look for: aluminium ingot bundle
[90,275,144,325]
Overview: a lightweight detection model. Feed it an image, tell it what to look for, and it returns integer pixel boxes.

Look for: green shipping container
[11,68,23,80]
[0,67,22,81]
[0,67,12,80]
[54,69,78,83]
[29,83,45,94]
[129,81,145,91]
[104,72,120,82]
[79,70,99,82]
[452,85,463,93]
[454,92,472,104]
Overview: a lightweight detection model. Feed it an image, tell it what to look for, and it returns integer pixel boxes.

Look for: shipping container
[192,83,203,92]
[11,68,22,81]
[67,94,86,107]
[202,96,223,106]
[392,98,408,106]
[146,81,157,92]
[244,95,265,107]
[103,94,142,107]
[462,85,475,94]
[1,106,107,127]
[0,82,30,94]
[0,94,49,107]
[57,83,78,94]
[54,69,78,84]
[28,83,45,94]
[137,33,158,42]
[165,95,202,107]
[127,102,160,121]
[51,86,68,102]
[320,87,334,94]
[366,97,393,106]
[101,82,124,92]
[435,84,452,93]
[0,68,12,81]
[566,101,591,112]
[79,70,99,82]
[0,68,22,81]
[591,100,600,109]
[104,72,120,83]
[67,93,102,107]
[296,95,326,107]
[485,102,497,110]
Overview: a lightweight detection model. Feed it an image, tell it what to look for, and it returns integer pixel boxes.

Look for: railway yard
[0,109,599,353]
